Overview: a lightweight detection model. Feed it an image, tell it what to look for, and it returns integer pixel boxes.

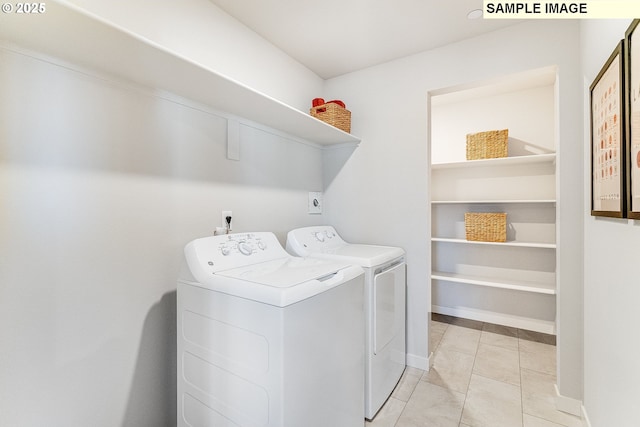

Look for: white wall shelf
[431,200,556,204]
[431,272,556,295]
[431,305,556,335]
[432,153,556,170]
[431,237,556,249]
[429,66,558,334]
[0,1,360,147]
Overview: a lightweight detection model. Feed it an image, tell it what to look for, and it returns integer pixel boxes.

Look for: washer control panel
[185,232,289,274]
[218,233,268,257]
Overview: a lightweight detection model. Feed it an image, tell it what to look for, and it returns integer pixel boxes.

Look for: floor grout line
[370,317,569,427]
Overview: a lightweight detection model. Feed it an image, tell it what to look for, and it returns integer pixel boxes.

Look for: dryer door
[373,261,406,354]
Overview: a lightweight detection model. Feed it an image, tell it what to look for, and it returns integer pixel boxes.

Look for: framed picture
[626,19,640,219]
[590,40,626,217]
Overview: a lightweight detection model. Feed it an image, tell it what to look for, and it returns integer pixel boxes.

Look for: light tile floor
[366,315,585,427]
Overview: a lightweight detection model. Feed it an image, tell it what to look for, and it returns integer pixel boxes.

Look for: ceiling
[207,0,521,79]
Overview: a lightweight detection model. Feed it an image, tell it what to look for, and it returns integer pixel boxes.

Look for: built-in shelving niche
[429,66,558,334]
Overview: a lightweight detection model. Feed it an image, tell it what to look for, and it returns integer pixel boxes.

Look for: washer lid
[184,258,363,307]
[179,231,364,307]
[217,257,352,288]
[316,244,405,268]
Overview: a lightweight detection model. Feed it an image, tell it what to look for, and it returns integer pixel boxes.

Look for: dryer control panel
[286,225,347,256]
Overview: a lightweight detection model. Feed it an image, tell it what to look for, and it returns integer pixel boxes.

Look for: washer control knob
[314,232,325,242]
[220,246,231,256]
[257,240,267,250]
[238,242,252,255]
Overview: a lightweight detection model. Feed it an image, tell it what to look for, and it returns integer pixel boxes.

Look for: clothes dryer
[286,226,406,420]
[177,232,365,427]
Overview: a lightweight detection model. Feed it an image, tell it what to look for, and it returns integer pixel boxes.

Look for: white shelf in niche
[431,237,556,249]
[431,272,556,295]
[431,305,556,335]
[0,1,360,147]
[431,200,556,205]
[431,153,556,170]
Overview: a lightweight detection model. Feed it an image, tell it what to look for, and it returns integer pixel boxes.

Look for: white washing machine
[177,232,365,427]
[286,226,406,420]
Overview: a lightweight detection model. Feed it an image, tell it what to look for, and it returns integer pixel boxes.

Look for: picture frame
[590,40,626,218]
[626,19,640,219]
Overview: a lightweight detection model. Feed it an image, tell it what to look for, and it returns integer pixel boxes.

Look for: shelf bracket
[227,118,240,161]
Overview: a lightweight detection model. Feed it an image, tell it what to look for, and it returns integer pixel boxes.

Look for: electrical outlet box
[308,192,322,214]
[222,210,233,230]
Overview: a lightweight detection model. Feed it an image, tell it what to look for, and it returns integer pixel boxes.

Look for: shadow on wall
[323,144,358,189]
[509,137,555,155]
[122,291,177,427]
[1,48,329,192]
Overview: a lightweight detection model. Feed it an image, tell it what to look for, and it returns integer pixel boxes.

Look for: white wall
[0,2,329,425]
[62,0,323,112]
[0,46,325,426]
[322,20,584,398]
[0,3,603,425]
[580,19,640,427]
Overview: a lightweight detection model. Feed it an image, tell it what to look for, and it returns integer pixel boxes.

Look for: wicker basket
[465,213,507,242]
[310,103,351,133]
[466,129,508,160]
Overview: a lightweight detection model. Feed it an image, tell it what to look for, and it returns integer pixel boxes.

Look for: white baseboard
[554,385,593,427]
[554,384,583,417]
[582,405,592,427]
[406,352,430,371]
